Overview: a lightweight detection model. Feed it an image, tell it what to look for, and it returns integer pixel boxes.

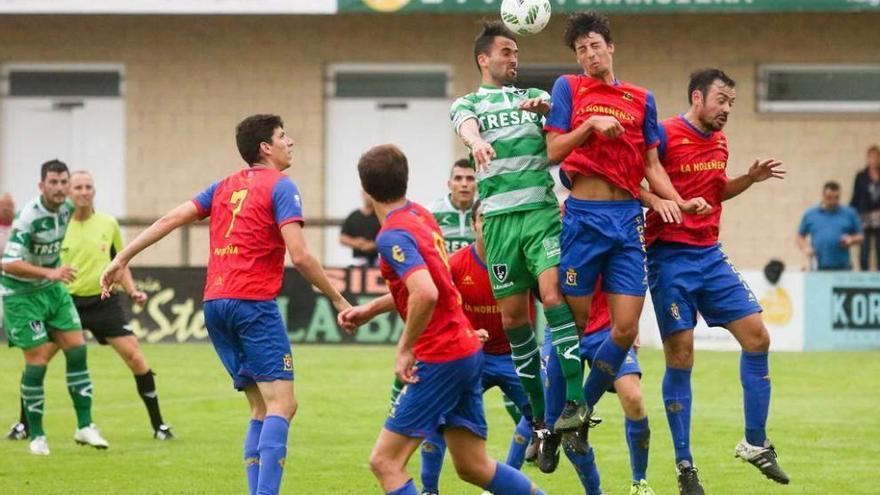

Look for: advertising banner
[803,272,880,350]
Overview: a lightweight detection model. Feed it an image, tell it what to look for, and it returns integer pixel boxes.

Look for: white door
[324,66,454,266]
[1,66,126,216]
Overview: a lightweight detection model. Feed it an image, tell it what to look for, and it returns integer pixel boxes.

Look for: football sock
[662,366,694,464]
[135,370,164,430]
[244,419,263,495]
[21,364,47,438]
[583,337,627,409]
[64,345,93,428]
[741,351,771,446]
[420,434,446,493]
[546,303,584,403]
[505,416,531,469]
[386,479,417,495]
[256,415,289,495]
[506,324,544,420]
[502,393,523,424]
[19,392,28,427]
[625,416,650,482]
[563,443,602,495]
[485,461,545,495]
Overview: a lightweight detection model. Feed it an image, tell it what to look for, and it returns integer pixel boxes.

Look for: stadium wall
[0,13,878,269]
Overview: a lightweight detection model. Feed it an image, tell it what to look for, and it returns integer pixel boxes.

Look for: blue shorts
[542,326,641,426]
[647,242,762,340]
[386,351,487,439]
[481,351,532,419]
[203,298,293,390]
[560,198,647,297]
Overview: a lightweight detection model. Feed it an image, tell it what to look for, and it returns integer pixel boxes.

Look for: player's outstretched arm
[396,269,438,384]
[645,148,712,216]
[458,119,495,171]
[337,294,396,334]
[281,222,350,313]
[723,158,785,201]
[101,200,200,298]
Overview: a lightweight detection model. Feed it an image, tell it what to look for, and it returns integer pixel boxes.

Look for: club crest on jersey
[670,302,681,320]
[392,245,406,263]
[492,264,508,282]
[622,92,634,102]
[565,268,578,287]
[283,354,293,371]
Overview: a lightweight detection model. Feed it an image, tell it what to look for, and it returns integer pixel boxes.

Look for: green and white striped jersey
[1,197,74,295]
[429,194,475,253]
[450,85,558,217]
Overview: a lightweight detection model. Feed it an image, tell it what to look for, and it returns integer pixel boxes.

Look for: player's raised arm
[722,158,785,201]
[101,200,200,297]
[644,148,711,215]
[280,222,349,313]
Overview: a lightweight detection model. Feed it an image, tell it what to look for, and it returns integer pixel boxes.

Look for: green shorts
[483,206,562,299]
[3,283,82,349]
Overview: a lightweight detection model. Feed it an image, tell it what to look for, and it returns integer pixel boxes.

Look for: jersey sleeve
[192,181,218,219]
[376,229,426,280]
[797,211,811,237]
[2,216,31,264]
[643,92,660,149]
[341,210,358,236]
[657,122,669,161]
[544,76,573,134]
[272,177,305,228]
[450,95,478,135]
[848,207,864,234]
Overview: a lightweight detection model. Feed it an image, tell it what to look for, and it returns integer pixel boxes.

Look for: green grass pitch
[0,344,877,494]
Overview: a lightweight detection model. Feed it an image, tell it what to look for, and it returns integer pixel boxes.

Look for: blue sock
[563,443,602,495]
[625,417,650,482]
[584,337,628,409]
[505,416,531,470]
[741,351,770,446]
[662,367,693,464]
[244,419,263,495]
[256,415,289,495]
[485,461,545,495]
[387,479,418,495]
[420,434,446,493]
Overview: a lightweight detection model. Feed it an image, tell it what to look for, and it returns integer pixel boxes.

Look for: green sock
[506,324,545,421]
[546,303,585,403]
[21,365,47,438]
[501,393,523,424]
[64,345,93,428]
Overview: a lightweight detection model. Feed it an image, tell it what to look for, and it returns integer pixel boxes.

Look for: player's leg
[614,374,653,494]
[419,432,446,495]
[523,206,585,430]
[370,429,424,494]
[107,335,171,437]
[487,353,533,470]
[501,393,522,424]
[244,385,267,495]
[698,246,789,485]
[485,213,545,424]
[254,379,297,495]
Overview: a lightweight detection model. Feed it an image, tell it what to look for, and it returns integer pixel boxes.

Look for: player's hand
[587,115,625,139]
[519,97,551,115]
[469,139,496,172]
[475,328,489,343]
[100,259,126,300]
[679,197,712,215]
[47,265,76,283]
[128,290,148,308]
[395,347,419,385]
[747,158,785,183]
[650,198,682,224]
[337,305,372,334]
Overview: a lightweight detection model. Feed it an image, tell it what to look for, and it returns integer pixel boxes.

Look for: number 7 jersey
[192,166,303,301]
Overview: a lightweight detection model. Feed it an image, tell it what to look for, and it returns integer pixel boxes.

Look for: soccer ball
[500,0,552,36]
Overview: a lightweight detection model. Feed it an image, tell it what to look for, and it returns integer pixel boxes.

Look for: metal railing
[118,217,344,266]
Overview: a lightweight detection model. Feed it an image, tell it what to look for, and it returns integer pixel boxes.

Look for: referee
[62,171,172,439]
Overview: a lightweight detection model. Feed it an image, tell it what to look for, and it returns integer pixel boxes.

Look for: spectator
[850,144,880,270]
[339,190,381,266]
[797,181,864,270]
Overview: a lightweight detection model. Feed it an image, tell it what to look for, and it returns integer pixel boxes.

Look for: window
[516,66,580,94]
[758,64,880,113]
[330,67,448,98]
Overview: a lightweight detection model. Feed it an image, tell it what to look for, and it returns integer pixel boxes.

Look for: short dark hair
[235,114,283,165]
[688,68,736,104]
[470,198,482,221]
[564,11,612,51]
[868,144,880,154]
[41,159,69,181]
[358,144,408,203]
[824,181,841,192]
[451,158,474,176]
[474,20,517,70]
